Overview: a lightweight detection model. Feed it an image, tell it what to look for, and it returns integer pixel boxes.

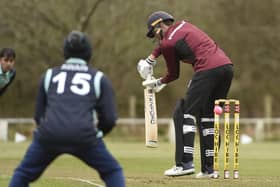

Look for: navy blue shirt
[34,58,117,146]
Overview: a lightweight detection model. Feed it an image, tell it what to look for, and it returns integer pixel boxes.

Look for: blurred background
[0,0,279,141]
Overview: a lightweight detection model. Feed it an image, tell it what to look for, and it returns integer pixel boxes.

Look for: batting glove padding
[137,59,153,79]
[142,78,161,87]
[154,83,166,93]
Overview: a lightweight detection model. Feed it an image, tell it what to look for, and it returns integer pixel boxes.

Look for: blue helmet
[63,31,92,61]
[146,11,174,38]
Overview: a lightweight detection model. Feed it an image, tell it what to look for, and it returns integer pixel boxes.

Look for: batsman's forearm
[149,54,156,61]
[146,55,157,66]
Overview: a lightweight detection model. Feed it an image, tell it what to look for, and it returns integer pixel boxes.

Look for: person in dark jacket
[9,31,126,187]
[0,48,16,96]
[137,11,233,178]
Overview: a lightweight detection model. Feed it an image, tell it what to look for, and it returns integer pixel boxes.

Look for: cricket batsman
[137,11,233,178]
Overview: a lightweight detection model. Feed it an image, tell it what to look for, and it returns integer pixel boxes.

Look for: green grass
[1,140,280,187]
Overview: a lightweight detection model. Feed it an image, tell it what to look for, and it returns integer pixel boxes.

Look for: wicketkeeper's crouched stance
[9,31,125,187]
[137,11,233,178]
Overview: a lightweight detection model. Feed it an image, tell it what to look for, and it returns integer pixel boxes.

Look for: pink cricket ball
[214,105,223,115]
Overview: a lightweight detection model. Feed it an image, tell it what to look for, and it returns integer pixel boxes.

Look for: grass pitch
[1,140,280,187]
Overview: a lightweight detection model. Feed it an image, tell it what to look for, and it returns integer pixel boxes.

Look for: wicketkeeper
[137,11,233,178]
[9,31,125,187]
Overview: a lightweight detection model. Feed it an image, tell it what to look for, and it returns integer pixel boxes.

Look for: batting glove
[137,59,153,79]
[154,83,167,93]
[142,78,166,92]
[142,78,160,87]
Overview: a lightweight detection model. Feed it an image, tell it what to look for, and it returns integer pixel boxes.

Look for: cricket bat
[144,76,158,148]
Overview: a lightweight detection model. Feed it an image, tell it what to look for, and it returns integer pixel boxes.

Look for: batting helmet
[146,11,174,38]
[63,31,92,61]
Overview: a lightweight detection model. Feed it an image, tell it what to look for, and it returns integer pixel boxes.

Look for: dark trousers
[9,138,125,187]
[181,64,233,172]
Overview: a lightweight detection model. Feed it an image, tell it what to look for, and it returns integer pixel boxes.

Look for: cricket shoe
[164,162,195,177]
[195,171,217,179]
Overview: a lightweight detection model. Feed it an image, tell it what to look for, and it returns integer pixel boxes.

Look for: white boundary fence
[0,117,280,142]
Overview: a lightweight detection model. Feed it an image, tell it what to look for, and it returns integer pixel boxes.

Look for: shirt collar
[0,65,10,76]
[65,58,87,65]
[165,20,186,40]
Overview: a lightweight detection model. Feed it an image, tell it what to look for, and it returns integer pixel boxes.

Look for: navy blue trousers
[9,138,125,187]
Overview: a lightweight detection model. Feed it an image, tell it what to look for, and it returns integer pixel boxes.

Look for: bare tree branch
[78,0,105,31]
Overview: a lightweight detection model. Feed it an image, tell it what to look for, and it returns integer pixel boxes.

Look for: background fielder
[138,11,233,178]
[9,31,125,187]
[0,48,16,96]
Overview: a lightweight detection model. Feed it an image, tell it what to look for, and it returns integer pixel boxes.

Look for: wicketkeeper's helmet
[146,11,174,38]
[63,31,92,61]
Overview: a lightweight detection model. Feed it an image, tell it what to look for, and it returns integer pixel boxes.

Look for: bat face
[144,87,158,148]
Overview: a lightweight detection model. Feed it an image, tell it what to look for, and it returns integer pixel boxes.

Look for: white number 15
[52,72,92,95]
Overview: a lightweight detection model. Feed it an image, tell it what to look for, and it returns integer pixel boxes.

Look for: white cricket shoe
[164,166,195,177]
[195,171,216,179]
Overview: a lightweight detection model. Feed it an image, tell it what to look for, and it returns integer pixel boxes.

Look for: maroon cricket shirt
[152,20,232,84]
